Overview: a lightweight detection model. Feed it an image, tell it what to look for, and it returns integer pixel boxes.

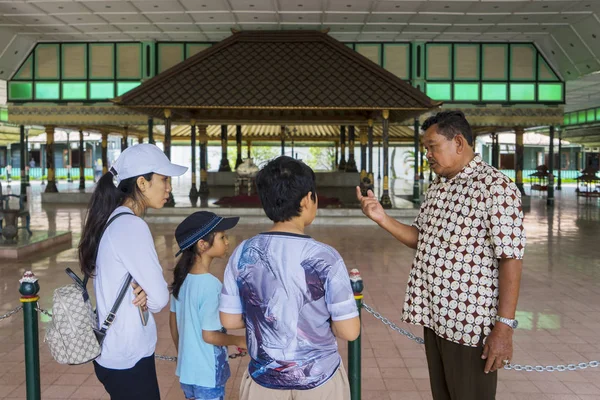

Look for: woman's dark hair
[170,232,216,299]
[79,171,153,278]
[256,156,317,222]
[421,110,474,146]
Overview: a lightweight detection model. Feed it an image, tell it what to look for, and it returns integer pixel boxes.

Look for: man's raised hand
[356,186,387,225]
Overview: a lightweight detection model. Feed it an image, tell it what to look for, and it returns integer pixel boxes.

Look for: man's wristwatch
[495,315,518,329]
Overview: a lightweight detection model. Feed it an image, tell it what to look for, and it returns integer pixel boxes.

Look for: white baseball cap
[111,144,188,183]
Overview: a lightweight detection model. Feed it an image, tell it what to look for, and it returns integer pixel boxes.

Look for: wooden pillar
[338,126,347,171]
[557,128,562,190]
[25,127,30,187]
[514,127,525,196]
[45,126,58,193]
[412,118,420,204]
[280,126,286,157]
[491,132,499,168]
[40,144,45,185]
[67,132,72,183]
[247,140,252,159]
[419,145,424,180]
[359,127,367,176]
[122,126,129,151]
[164,109,175,207]
[189,120,198,198]
[101,131,108,175]
[547,126,555,206]
[377,140,381,180]
[367,119,374,187]
[219,125,231,171]
[138,136,143,144]
[359,126,368,194]
[235,125,243,168]
[79,130,85,190]
[381,111,392,208]
[199,125,209,195]
[346,126,358,172]
[148,117,154,144]
[19,125,27,199]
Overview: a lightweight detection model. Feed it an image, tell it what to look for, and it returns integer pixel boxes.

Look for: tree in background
[306,146,335,171]
[226,145,278,169]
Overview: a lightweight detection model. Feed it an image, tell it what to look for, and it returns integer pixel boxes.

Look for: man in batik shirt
[358,111,525,400]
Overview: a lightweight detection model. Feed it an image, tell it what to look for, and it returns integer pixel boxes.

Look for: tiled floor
[1,181,600,399]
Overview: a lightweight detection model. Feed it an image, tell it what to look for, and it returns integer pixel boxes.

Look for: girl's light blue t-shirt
[170,273,231,388]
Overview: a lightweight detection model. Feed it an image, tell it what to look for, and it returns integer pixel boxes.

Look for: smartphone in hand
[139,305,149,326]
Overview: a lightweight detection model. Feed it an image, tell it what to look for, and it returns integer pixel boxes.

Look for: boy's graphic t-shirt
[170,274,230,389]
[219,232,359,390]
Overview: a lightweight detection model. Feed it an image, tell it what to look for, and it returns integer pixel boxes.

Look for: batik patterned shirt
[403,155,526,347]
[220,232,359,390]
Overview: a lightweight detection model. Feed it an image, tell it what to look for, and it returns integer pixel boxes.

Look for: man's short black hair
[421,111,474,146]
[256,156,317,222]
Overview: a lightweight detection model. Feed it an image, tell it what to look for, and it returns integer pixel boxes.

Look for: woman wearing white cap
[78,144,187,399]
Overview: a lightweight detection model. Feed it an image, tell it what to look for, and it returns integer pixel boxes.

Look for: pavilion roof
[0,123,44,146]
[115,30,439,124]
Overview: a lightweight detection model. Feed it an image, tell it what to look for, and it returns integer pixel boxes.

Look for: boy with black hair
[219,156,360,400]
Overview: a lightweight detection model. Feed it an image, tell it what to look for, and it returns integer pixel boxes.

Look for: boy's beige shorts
[239,365,350,400]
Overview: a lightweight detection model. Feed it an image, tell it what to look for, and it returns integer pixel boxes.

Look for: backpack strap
[81,212,134,289]
[88,211,136,343]
[96,273,133,335]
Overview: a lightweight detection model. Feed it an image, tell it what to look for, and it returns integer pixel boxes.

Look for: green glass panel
[563,114,569,125]
[481,83,507,101]
[35,82,59,100]
[62,82,87,100]
[569,113,577,125]
[509,83,535,101]
[453,83,479,101]
[117,82,141,96]
[90,82,115,99]
[0,108,7,121]
[9,82,33,100]
[587,109,596,122]
[426,83,451,101]
[596,109,600,121]
[538,83,563,102]
[578,111,586,124]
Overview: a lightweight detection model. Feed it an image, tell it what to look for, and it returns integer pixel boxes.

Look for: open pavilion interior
[1,1,600,399]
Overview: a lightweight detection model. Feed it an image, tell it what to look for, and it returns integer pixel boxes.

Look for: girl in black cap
[169,211,246,400]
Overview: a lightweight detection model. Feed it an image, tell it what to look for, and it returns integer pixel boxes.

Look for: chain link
[35,305,52,318]
[362,302,600,372]
[505,361,600,372]
[155,354,177,362]
[0,306,22,321]
[155,351,247,363]
[362,303,425,345]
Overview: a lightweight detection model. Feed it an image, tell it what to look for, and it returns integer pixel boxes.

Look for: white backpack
[45,213,133,365]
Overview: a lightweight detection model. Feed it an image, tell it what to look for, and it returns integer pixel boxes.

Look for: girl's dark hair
[171,232,216,299]
[78,171,154,278]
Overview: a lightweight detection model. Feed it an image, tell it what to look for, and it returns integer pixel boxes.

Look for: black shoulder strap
[82,212,134,289]
[97,274,133,334]
[91,211,136,335]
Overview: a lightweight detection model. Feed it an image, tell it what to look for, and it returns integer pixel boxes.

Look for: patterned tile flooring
[1,181,600,399]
